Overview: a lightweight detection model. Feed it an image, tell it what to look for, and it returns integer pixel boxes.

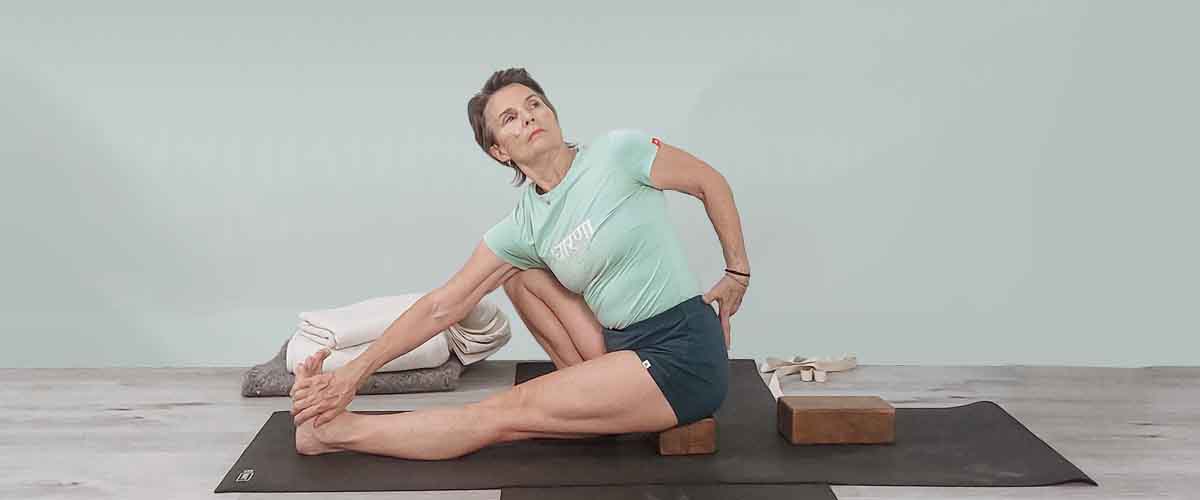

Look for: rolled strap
[760,354,858,399]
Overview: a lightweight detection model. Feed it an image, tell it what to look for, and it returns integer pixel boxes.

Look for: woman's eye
[503,115,512,124]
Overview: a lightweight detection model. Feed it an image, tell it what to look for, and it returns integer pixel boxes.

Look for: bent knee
[501,272,524,297]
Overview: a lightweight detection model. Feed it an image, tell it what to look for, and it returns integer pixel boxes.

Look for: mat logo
[236,469,255,482]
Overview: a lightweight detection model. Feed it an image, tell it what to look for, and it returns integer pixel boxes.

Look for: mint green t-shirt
[483,129,700,330]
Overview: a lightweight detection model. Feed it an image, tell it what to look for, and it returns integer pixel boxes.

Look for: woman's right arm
[345,240,521,381]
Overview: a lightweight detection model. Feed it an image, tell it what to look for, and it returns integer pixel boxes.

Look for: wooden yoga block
[777,396,895,445]
[657,417,717,455]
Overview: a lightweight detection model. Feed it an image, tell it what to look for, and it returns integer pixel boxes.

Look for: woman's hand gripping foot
[291,350,343,456]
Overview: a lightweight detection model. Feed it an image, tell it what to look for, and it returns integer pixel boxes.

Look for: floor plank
[1,361,1195,499]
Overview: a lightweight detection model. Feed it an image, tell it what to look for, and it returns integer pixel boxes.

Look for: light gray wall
[2,1,1195,368]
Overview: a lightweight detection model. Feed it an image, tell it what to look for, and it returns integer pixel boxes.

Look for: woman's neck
[529,145,577,194]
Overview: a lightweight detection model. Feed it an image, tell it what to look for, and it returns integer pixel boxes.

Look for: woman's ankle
[312,411,359,447]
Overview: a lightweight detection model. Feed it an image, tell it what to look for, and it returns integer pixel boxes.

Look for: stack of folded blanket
[288,292,511,371]
[241,293,511,397]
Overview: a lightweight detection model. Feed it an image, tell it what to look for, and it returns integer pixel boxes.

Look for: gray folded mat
[241,339,464,397]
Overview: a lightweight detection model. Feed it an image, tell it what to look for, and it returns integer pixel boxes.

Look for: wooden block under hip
[777,396,895,445]
[657,417,717,455]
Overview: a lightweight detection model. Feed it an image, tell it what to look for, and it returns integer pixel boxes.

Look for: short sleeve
[606,129,661,188]
[483,211,544,270]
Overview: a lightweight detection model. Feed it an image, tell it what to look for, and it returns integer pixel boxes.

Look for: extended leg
[296,350,677,460]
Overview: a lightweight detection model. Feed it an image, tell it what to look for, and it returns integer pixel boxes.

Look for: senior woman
[289,68,750,460]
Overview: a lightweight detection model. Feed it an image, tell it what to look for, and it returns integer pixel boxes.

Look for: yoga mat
[216,359,1095,493]
[501,484,837,500]
[517,360,1097,487]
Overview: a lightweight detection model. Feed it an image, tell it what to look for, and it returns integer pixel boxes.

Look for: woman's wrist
[346,357,374,386]
[724,268,750,278]
[724,264,750,283]
[724,269,750,287]
[724,259,749,275]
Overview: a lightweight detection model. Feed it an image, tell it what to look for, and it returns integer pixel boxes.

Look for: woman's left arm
[648,141,749,350]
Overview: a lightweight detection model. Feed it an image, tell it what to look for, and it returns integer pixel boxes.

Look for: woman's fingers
[290,380,318,399]
[293,390,322,413]
[292,393,310,416]
[705,276,748,351]
[292,384,327,403]
[289,377,311,397]
[294,388,340,425]
[314,406,342,428]
[304,350,330,375]
[291,374,335,416]
[301,351,324,373]
[721,309,731,349]
[292,390,326,416]
[304,373,332,391]
[289,373,331,399]
[294,402,324,426]
[296,388,344,426]
[295,382,339,412]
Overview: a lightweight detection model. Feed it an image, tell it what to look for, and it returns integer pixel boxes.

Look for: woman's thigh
[487,350,678,440]
[511,268,606,360]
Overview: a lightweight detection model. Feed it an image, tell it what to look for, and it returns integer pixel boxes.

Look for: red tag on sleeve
[651,137,661,147]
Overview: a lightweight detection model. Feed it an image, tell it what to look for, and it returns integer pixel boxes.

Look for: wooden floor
[1,360,1196,500]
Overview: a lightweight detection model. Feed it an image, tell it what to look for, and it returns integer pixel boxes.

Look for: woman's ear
[489,143,511,164]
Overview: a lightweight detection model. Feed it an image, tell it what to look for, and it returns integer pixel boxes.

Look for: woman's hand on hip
[290,349,364,428]
[702,274,747,350]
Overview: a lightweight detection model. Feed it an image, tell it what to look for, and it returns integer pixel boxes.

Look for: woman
[290,68,750,460]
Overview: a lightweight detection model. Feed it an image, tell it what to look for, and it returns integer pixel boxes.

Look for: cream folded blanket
[298,293,424,350]
[445,299,512,365]
[286,328,450,374]
[288,293,511,374]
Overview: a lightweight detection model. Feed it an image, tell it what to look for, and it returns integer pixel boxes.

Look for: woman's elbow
[698,170,729,202]
[424,288,466,324]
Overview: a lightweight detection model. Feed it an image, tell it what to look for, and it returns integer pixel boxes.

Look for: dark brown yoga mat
[500,484,838,500]
[215,358,1095,493]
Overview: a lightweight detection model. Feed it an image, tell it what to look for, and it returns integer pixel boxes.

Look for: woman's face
[485,83,562,165]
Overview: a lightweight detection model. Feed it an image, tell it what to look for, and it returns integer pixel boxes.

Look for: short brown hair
[467,67,574,187]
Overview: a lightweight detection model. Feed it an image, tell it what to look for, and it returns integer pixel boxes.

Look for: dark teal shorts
[602,295,730,426]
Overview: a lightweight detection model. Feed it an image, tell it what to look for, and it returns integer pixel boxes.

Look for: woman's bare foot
[292,349,343,455]
[295,419,342,455]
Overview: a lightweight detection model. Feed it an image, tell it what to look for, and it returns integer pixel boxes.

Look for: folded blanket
[286,328,449,374]
[445,299,512,365]
[242,339,463,397]
[298,293,423,349]
[295,293,511,370]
